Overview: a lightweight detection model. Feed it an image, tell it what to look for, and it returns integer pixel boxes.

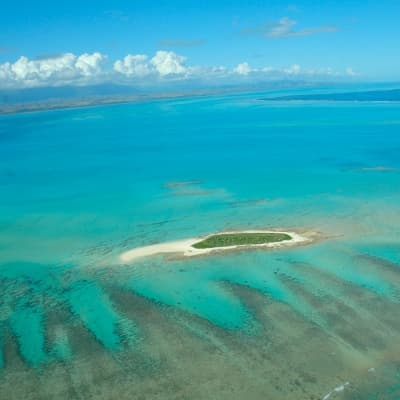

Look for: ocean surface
[1,87,400,399]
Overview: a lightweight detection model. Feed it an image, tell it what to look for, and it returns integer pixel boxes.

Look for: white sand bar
[120,230,318,263]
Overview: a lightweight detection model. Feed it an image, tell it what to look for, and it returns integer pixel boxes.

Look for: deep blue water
[1,89,400,399]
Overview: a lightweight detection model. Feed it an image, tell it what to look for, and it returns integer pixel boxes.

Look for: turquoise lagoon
[1,89,400,399]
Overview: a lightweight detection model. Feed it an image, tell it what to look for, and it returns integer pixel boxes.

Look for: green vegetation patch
[192,232,292,249]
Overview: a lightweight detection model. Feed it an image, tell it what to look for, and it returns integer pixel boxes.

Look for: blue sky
[1,0,400,89]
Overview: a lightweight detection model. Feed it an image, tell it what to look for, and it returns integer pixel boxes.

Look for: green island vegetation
[192,232,292,249]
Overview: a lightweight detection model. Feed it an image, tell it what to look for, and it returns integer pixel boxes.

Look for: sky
[1,0,400,89]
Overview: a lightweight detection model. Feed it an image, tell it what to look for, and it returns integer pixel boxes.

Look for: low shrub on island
[192,232,292,249]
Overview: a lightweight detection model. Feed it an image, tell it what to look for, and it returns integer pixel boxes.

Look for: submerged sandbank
[119,229,320,263]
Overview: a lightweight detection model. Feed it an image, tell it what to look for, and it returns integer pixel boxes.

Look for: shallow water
[1,90,400,399]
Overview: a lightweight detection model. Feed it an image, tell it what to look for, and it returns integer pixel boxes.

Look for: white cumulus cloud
[0,52,106,88]
[151,51,187,76]
[346,67,359,76]
[234,62,251,75]
[75,53,105,76]
[113,54,151,77]
[230,63,341,79]
[113,51,188,79]
[283,64,301,75]
[0,50,358,89]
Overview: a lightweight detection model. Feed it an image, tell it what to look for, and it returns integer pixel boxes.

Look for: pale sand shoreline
[119,229,320,263]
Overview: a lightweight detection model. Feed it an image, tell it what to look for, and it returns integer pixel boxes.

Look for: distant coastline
[261,88,400,102]
[0,90,223,116]
[2,85,400,116]
[0,81,313,116]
